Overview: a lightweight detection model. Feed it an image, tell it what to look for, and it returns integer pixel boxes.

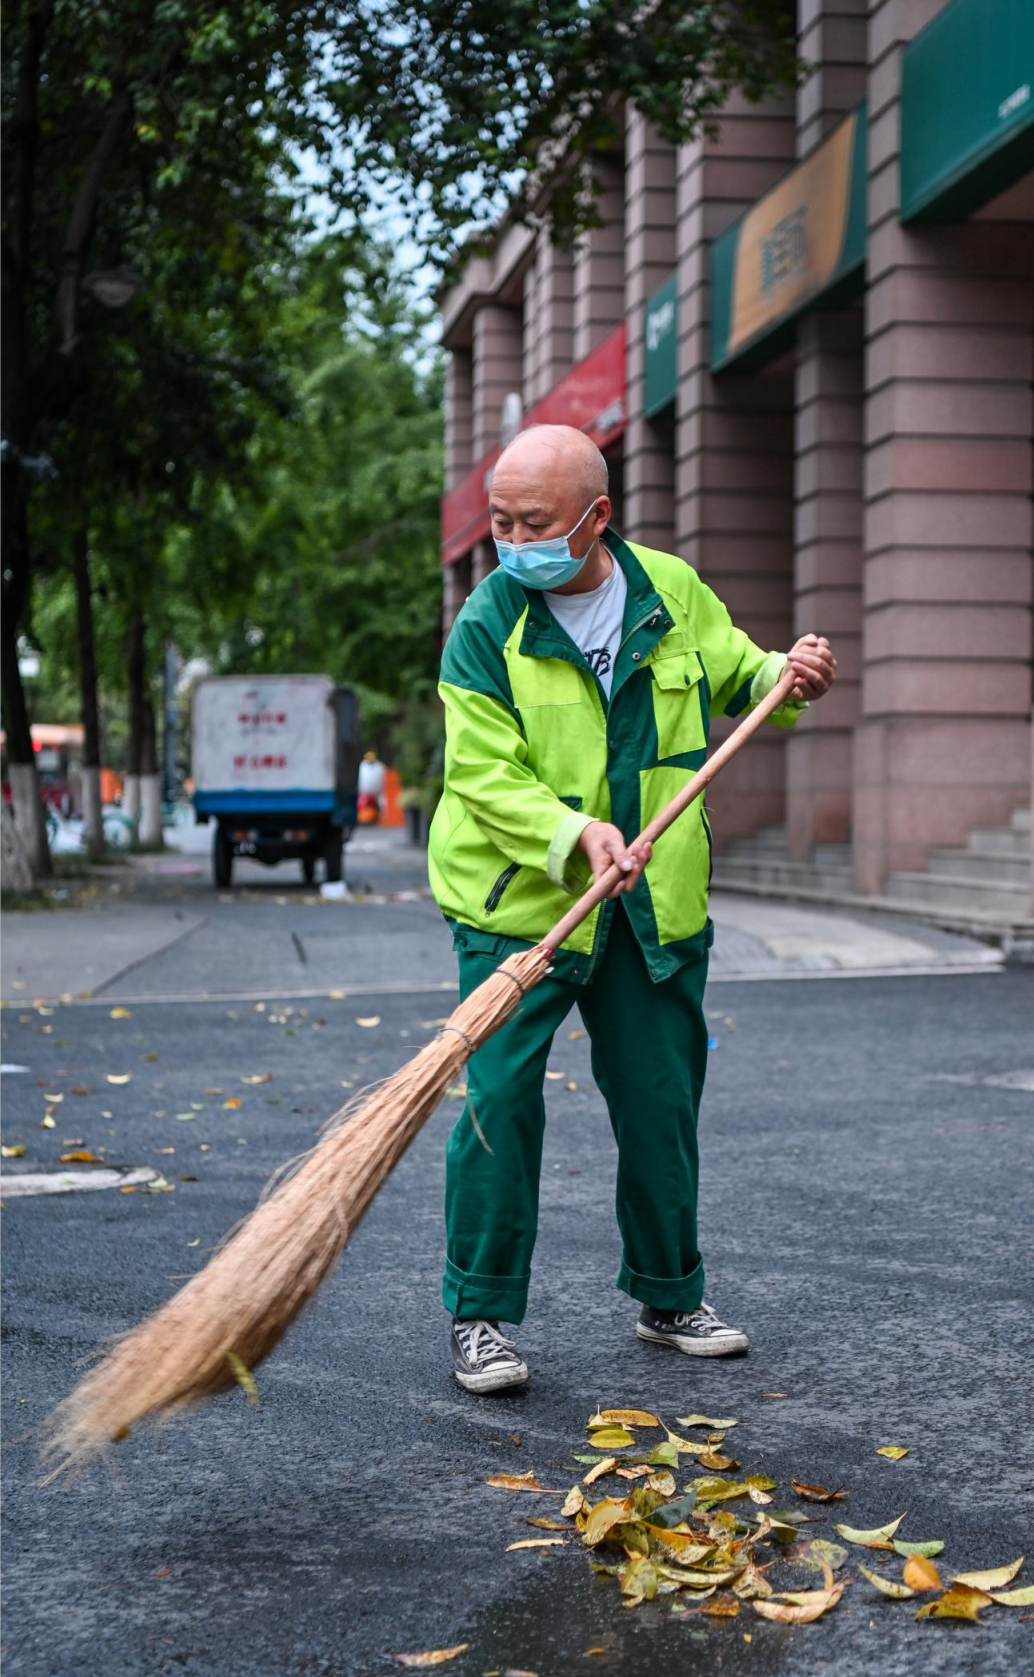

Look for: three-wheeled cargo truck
[192,676,361,889]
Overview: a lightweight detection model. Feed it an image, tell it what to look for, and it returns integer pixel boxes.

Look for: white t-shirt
[545,551,627,699]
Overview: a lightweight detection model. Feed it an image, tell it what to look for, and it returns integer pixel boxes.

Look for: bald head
[489,423,611,569]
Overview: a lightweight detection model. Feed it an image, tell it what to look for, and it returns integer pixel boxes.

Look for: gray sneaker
[451,1318,529,1393]
[636,1301,750,1357]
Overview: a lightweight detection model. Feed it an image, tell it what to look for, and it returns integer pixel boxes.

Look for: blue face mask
[493,501,598,590]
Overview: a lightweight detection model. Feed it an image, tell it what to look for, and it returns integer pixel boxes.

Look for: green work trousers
[443,904,710,1324]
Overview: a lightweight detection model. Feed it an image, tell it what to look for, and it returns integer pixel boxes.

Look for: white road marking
[0,1166,159,1199]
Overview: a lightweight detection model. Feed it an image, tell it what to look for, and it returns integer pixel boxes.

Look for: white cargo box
[192,675,336,798]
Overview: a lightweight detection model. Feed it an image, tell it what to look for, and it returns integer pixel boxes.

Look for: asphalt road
[2,861,1032,1677]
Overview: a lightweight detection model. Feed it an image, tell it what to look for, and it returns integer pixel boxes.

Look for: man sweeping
[428,424,836,1393]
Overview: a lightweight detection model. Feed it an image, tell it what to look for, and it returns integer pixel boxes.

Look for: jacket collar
[517,528,668,667]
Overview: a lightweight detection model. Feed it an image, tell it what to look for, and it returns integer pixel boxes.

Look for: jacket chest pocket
[649,646,708,763]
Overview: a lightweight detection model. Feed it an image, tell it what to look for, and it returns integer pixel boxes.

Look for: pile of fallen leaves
[485,1407,1033,1628]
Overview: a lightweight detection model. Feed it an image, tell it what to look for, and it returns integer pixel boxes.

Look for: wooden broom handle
[541,664,799,954]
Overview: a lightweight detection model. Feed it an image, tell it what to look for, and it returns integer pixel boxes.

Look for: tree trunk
[124,607,144,831]
[73,522,104,859]
[1,796,35,895]
[138,687,163,847]
[0,561,51,876]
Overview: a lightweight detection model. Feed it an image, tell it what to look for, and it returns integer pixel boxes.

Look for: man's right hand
[577,821,652,897]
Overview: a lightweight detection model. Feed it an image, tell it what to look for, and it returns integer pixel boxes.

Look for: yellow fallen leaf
[561,1487,590,1518]
[859,1564,915,1600]
[157,1147,175,1155]
[915,1586,989,1622]
[544,1070,565,1081]
[877,1446,909,1460]
[525,1517,568,1531]
[567,1028,585,1040]
[223,1097,241,1109]
[587,1425,635,1448]
[676,1415,738,1430]
[748,1486,772,1505]
[486,1471,556,1492]
[225,1351,259,1405]
[583,1457,618,1486]
[42,1092,64,1103]
[58,1151,102,1163]
[40,1115,56,1129]
[110,1007,132,1019]
[143,1052,159,1061]
[506,1538,566,1551]
[354,1016,381,1028]
[187,1238,201,1247]
[903,1555,942,1592]
[596,1409,660,1428]
[696,1595,740,1617]
[2,1143,26,1157]
[752,1579,846,1624]
[664,1430,708,1455]
[240,1074,272,1085]
[387,1647,469,1668]
[988,1583,1034,1607]
[953,1557,1024,1591]
[564,1081,578,1091]
[119,1185,137,1193]
[106,1074,131,1085]
[835,1515,907,1546]
[647,1471,676,1496]
[328,990,346,1000]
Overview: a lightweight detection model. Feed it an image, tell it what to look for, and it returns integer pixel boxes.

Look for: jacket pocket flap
[650,648,703,691]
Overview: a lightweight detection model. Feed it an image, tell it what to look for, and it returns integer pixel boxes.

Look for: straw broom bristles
[42,944,551,1477]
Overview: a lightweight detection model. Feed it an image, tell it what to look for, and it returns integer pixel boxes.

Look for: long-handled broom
[43,667,798,1474]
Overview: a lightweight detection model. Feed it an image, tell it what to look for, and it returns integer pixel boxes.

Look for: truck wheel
[302,854,316,884]
[324,828,343,883]
[214,826,233,889]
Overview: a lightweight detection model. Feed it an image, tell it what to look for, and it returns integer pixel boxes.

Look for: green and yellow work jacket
[428,530,803,983]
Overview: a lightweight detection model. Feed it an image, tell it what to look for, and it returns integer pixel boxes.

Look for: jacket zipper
[484,861,520,914]
[701,805,714,891]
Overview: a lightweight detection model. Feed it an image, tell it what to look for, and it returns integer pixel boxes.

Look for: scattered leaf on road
[106,1074,131,1085]
[893,1540,944,1558]
[806,1541,848,1572]
[40,1115,56,1129]
[241,1074,273,1084]
[835,1515,906,1546]
[915,1587,990,1622]
[354,1016,381,1028]
[748,1485,773,1505]
[858,1565,915,1600]
[545,1070,565,1081]
[387,1647,469,1668]
[1,1144,26,1157]
[583,1458,618,1485]
[953,1558,1024,1591]
[752,1579,846,1624]
[42,1093,64,1103]
[988,1584,1034,1607]
[187,1238,201,1247]
[225,1351,259,1405]
[525,1518,568,1531]
[564,1081,578,1092]
[223,1097,241,1109]
[648,1441,679,1468]
[596,1409,660,1427]
[58,1151,102,1163]
[647,1472,676,1496]
[561,1487,590,1518]
[110,1007,132,1019]
[506,1538,566,1551]
[676,1415,738,1430]
[587,1425,635,1449]
[903,1555,942,1592]
[877,1446,909,1460]
[486,1471,554,1492]
[791,1479,848,1502]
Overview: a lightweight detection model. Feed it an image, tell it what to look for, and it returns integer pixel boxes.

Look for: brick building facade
[438,0,1034,930]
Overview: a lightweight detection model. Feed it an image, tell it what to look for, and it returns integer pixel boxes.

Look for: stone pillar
[443,554,472,635]
[573,155,625,360]
[472,303,523,458]
[472,542,497,587]
[674,91,797,847]
[535,231,575,393]
[787,0,868,859]
[854,0,1034,892]
[444,348,474,492]
[522,257,543,408]
[623,110,677,551]
[789,311,865,855]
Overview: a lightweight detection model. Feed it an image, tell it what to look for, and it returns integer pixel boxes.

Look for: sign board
[901,0,1034,221]
[643,272,678,418]
[441,323,626,565]
[711,104,867,373]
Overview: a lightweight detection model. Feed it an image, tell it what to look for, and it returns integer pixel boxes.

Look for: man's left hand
[787,634,836,701]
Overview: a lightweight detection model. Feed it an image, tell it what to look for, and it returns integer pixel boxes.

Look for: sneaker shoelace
[456,1319,518,1369]
[673,1302,725,1332]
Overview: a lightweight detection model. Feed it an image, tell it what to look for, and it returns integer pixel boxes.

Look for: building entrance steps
[712,807,1033,949]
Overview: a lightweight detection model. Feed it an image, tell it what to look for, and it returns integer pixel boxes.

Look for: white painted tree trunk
[138,773,163,847]
[1,797,35,894]
[7,762,50,877]
[81,765,105,859]
[123,773,141,827]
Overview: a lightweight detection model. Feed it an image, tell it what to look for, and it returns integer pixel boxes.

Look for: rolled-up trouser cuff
[442,1257,531,1324]
[616,1254,705,1313]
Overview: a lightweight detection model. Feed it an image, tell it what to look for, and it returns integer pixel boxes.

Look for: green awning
[643,272,678,418]
[901,0,1034,222]
[711,104,867,374]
